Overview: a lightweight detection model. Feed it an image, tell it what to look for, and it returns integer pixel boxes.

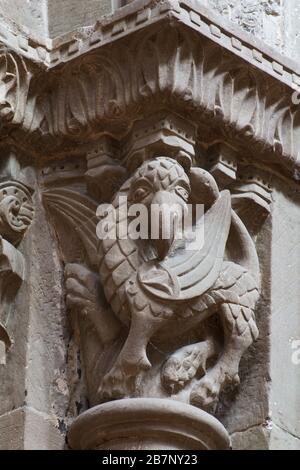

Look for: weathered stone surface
[0,1,49,39]
[200,0,300,61]
[0,0,298,451]
[270,423,300,450]
[203,0,283,47]
[269,183,300,443]
[0,0,112,39]
[55,156,260,415]
[283,0,300,62]
[215,216,271,438]
[47,0,112,38]
[0,407,64,450]
[0,172,84,448]
[231,424,269,450]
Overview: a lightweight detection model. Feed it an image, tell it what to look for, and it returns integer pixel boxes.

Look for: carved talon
[162,339,217,394]
[98,361,145,401]
[190,365,240,411]
[190,374,221,411]
[98,367,132,401]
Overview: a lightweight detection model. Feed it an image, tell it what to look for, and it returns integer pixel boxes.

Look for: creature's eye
[133,187,150,201]
[175,186,189,201]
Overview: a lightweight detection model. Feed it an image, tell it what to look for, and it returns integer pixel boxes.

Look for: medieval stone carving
[31,23,297,171]
[99,157,260,409]
[0,47,31,127]
[0,1,299,188]
[0,178,34,363]
[45,154,260,413]
[207,0,282,43]
[0,180,34,245]
[231,166,273,233]
[204,142,273,232]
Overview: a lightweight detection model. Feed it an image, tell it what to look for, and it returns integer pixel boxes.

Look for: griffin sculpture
[55,156,260,410]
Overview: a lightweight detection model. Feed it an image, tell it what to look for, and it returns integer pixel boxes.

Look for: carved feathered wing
[43,188,99,268]
[139,190,232,301]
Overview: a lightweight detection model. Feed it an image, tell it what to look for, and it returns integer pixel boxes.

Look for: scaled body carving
[61,157,260,411]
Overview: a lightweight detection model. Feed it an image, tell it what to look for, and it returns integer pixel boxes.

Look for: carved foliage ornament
[45,156,260,412]
[0,22,299,178]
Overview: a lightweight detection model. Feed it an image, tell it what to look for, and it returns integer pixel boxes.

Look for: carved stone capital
[123,112,197,172]
[43,152,261,449]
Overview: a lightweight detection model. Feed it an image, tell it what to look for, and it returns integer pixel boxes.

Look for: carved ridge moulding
[0,0,299,184]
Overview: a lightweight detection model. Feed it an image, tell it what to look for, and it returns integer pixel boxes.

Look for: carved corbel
[231,166,273,233]
[206,142,238,189]
[85,136,127,203]
[203,143,272,233]
[0,178,34,363]
[123,112,197,172]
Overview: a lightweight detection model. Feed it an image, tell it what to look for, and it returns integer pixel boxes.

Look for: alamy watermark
[291,339,300,366]
[96,196,205,252]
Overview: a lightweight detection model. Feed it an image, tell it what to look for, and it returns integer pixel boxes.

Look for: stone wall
[200,0,300,61]
[269,182,300,449]
[0,0,112,39]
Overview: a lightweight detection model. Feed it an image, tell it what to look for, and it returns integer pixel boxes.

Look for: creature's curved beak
[150,191,185,260]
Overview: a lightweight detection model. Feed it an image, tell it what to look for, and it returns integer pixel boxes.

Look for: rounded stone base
[68,398,230,450]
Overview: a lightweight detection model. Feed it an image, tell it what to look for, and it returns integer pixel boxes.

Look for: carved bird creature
[50,156,260,410]
[95,157,260,408]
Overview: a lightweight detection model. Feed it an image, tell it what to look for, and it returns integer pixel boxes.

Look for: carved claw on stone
[190,363,240,411]
[161,338,218,394]
[98,368,136,402]
[190,374,221,411]
[97,357,150,402]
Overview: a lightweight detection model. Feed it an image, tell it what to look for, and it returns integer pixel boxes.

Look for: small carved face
[129,157,191,260]
[0,182,34,245]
